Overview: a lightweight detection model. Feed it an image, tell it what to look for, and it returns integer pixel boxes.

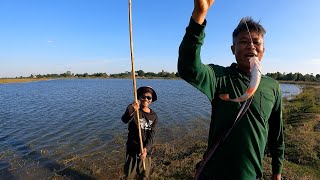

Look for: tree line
[265,72,320,82]
[22,71,320,82]
[27,70,179,79]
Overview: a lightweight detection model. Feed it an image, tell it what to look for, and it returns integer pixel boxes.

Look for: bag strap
[194,97,254,180]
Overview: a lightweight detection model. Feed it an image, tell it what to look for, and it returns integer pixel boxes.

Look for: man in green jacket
[178,0,284,179]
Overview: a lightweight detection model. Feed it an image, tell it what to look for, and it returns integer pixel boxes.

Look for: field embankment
[0,78,51,84]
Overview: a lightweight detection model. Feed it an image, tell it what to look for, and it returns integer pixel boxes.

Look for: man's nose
[249,42,256,50]
[248,43,257,54]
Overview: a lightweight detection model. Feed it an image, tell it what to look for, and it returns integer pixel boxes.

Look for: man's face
[231,31,265,73]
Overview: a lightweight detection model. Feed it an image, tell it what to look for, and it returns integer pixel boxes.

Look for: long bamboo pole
[128,0,146,170]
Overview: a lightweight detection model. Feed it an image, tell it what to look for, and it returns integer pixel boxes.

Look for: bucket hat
[137,86,157,102]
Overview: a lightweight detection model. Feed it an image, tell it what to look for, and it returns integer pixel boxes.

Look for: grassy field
[280,85,320,179]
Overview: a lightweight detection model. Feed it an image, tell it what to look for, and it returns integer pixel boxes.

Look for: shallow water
[280,83,302,99]
[0,79,301,179]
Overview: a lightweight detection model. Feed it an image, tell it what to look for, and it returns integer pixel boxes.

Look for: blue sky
[0,0,319,78]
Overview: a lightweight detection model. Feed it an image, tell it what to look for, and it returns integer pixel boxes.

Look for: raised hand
[192,0,216,24]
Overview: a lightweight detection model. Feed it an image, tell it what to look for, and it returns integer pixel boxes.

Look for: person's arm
[177,1,217,101]
[121,102,139,123]
[268,84,285,179]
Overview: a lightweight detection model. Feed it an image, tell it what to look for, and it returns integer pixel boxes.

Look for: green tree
[137,70,145,76]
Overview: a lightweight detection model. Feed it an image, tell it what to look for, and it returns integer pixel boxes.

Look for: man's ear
[260,47,265,60]
[231,45,235,55]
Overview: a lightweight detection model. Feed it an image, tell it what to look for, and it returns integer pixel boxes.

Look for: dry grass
[0,78,51,84]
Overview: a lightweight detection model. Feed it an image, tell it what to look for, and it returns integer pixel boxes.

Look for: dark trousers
[124,153,151,180]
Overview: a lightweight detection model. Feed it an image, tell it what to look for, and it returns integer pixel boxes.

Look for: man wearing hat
[121,86,158,179]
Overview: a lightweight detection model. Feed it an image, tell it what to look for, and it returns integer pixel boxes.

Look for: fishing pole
[245,20,254,47]
[128,0,146,170]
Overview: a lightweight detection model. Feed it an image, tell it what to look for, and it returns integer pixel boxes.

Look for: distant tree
[292,73,298,81]
[60,73,68,77]
[304,74,316,82]
[296,73,305,81]
[92,72,108,78]
[285,72,294,81]
[37,74,44,78]
[137,70,145,76]
[144,72,157,77]
[170,72,176,78]
[266,72,282,80]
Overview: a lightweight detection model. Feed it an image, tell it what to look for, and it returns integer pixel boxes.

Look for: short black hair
[232,17,266,44]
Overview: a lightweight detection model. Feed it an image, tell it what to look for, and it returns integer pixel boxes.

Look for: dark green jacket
[178,18,284,179]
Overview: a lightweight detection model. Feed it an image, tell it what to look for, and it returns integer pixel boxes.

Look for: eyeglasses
[140,95,152,100]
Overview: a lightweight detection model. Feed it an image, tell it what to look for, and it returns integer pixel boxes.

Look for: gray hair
[232,17,266,44]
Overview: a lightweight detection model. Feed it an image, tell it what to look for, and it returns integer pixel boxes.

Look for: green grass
[281,85,320,179]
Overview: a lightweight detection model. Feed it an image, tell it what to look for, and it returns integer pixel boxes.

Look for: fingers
[193,0,215,13]
[127,102,140,115]
[139,148,147,160]
[192,0,215,24]
[143,148,147,157]
[139,148,147,155]
[130,102,140,111]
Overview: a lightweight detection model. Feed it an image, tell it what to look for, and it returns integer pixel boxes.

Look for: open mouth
[244,53,257,60]
[245,53,257,57]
